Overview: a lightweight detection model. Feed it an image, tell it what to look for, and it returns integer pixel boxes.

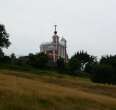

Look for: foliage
[0,48,4,59]
[90,64,115,84]
[56,57,65,71]
[67,56,81,75]
[28,53,49,68]
[84,63,94,74]
[67,51,96,75]
[76,51,96,63]
[10,53,16,64]
[100,55,116,72]
[0,24,11,49]
[0,24,10,63]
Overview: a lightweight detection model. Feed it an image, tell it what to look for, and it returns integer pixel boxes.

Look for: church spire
[54,25,57,35]
[52,25,59,44]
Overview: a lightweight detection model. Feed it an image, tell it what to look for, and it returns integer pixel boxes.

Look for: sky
[0,0,116,58]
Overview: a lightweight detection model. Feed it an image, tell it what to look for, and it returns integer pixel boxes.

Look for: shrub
[90,64,115,84]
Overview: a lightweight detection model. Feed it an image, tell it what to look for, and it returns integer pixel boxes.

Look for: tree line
[0,24,116,84]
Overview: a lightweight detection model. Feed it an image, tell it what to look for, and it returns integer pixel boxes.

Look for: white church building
[40,25,68,62]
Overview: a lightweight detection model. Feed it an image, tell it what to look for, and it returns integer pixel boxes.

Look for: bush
[84,63,94,74]
[90,64,115,84]
[67,57,81,75]
[28,53,49,68]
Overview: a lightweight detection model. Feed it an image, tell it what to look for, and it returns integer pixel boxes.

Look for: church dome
[61,37,66,42]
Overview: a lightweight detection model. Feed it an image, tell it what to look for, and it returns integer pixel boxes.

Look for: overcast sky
[0,0,116,58]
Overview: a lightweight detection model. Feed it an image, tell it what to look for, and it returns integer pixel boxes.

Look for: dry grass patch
[0,70,116,110]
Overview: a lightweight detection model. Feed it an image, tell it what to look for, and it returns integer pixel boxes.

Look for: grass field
[0,69,116,110]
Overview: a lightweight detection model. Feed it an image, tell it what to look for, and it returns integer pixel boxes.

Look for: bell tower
[52,25,59,62]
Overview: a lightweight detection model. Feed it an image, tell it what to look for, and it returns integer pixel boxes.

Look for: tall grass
[0,70,116,110]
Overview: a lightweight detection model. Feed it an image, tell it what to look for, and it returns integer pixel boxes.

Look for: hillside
[0,69,116,110]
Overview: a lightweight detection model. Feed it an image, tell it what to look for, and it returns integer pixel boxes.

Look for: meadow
[0,69,116,110]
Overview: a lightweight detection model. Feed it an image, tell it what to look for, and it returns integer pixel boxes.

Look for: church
[40,25,68,63]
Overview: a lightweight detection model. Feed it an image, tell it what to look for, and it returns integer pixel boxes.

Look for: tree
[84,63,94,74]
[67,56,81,75]
[70,51,96,71]
[57,57,65,71]
[28,53,49,68]
[27,53,35,65]
[0,24,11,49]
[90,64,115,84]
[35,53,49,68]
[0,24,10,61]
[100,55,116,70]
[0,48,4,59]
[10,53,16,64]
[75,51,90,63]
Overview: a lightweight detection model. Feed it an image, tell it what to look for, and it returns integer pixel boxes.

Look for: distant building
[40,25,68,62]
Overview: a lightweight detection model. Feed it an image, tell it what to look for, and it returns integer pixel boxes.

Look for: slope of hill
[0,69,116,110]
